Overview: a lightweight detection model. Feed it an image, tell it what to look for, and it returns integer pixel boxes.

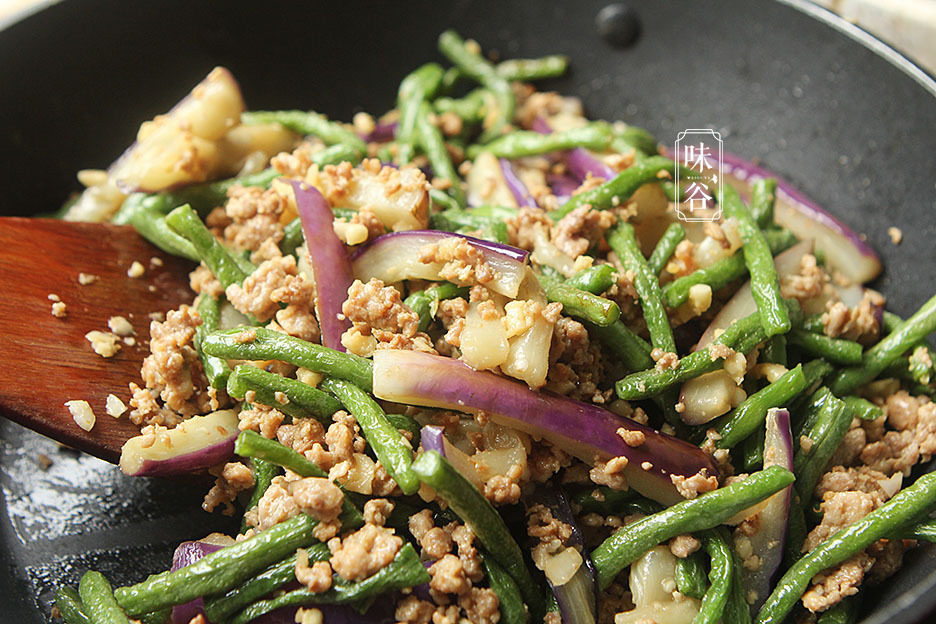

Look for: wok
[1,0,935,621]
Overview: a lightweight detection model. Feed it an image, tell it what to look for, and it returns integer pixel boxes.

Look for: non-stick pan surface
[1,0,935,621]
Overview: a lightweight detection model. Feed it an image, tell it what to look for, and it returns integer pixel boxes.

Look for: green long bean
[320,377,419,495]
[404,282,468,332]
[434,88,491,123]
[647,222,685,276]
[79,571,129,624]
[482,553,529,624]
[415,100,466,206]
[194,294,231,389]
[164,204,252,288]
[242,110,366,158]
[830,293,936,395]
[202,327,374,391]
[591,466,795,589]
[586,319,655,373]
[694,530,734,624]
[226,364,343,422]
[412,451,542,613]
[842,395,883,421]
[467,123,612,159]
[565,263,616,294]
[675,550,709,601]
[750,178,778,229]
[662,229,797,308]
[788,329,863,365]
[56,587,90,624]
[549,155,674,220]
[607,222,676,352]
[438,30,515,143]
[756,470,936,624]
[721,185,790,337]
[543,280,620,326]
[396,62,445,165]
[120,194,199,261]
[792,387,848,502]
[229,543,429,624]
[715,364,806,448]
[497,55,569,81]
[203,545,330,622]
[429,206,508,242]
[241,457,279,533]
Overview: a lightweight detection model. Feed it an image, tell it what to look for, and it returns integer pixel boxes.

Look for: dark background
[1,0,935,621]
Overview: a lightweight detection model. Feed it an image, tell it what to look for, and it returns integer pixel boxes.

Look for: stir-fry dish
[51,30,936,624]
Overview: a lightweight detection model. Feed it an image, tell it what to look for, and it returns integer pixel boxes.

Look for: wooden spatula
[0,217,195,464]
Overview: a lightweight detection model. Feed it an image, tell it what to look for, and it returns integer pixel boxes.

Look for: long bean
[320,377,419,495]
[761,334,788,366]
[830,293,936,395]
[115,514,320,615]
[482,553,529,624]
[756,470,936,624]
[613,124,659,157]
[675,550,709,601]
[241,457,279,533]
[549,155,675,220]
[842,395,883,421]
[647,222,685,276]
[565,263,616,294]
[121,194,199,261]
[586,319,655,373]
[543,281,620,327]
[721,185,790,337]
[164,204,252,288]
[817,597,861,624]
[79,571,129,624]
[715,364,806,448]
[234,430,364,527]
[412,451,542,612]
[438,30,515,143]
[414,100,466,206]
[434,88,491,123]
[615,309,769,400]
[203,545,330,622]
[242,110,366,158]
[202,327,374,392]
[792,387,848,502]
[226,364,343,422]
[396,62,445,165]
[749,178,778,229]
[194,294,231,389]
[56,587,90,624]
[788,329,863,365]
[899,518,936,542]
[607,222,676,352]
[497,55,569,81]
[229,543,429,624]
[694,530,734,624]
[467,123,612,159]
[662,229,797,307]
[429,206,508,243]
[309,143,364,167]
[591,466,795,589]
[403,282,468,333]
[163,168,280,217]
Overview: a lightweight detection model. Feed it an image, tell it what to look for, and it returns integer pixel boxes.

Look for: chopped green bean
[591,466,795,589]
[203,545,330,622]
[607,222,676,353]
[549,155,674,220]
[715,364,806,448]
[241,457,279,533]
[482,553,529,624]
[320,377,419,495]
[750,178,778,229]
[415,100,466,206]
[79,571,130,624]
[202,327,374,392]
[675,549,709,600]
[404,282,469,332]
[396,62,445,165]
[412,451,542,612]
[761,334,788,366]
[647,222,685,276]
[434,88,490,123]
[280,216,304,256]
[788,329,863,365]
[543,280,620,327]
[662,229,797,308]
[226,364,342,422]
[756,470,936,624]
[242,110,366,158]
[164,204,253,288]
[830,293,936,395]
[792,387,848,502]
[119,194,199,261]
[695,529,734,624]
[721,185,790,337]
[899,518,936,542]
[565,263,616,294]
[309,143,363,167]
[842,395,883,421]
[194,294,231,390]
[612,124,659,157]
[229,543,429,624]
[467,123,612,159]
[429,207,508,243]
[497,55,569,81]
[438,30,515,143]
[586,319,655,373]
[56,586,90,624]
[817,597,860,624]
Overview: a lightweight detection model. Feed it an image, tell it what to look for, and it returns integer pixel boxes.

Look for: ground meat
[780,254,825,303]
[139,305,209,418]
[303,411,365,471]
[669,534,701,558]
[547,317,605,402]
[328,523,402,581]
[860,391,936,476]
[203,461,254,514]
[590,457,629,490]
[362,498,394,526]
[127,383,182,427]
[827,423,866,468]
[268,267,320,342]
[507,206,554,251]
[551,204,617,258]
[238,405,287,439]
[670,471,719,500]
[814,466,900,505]
[515,91,582,128]
[295,550,333,593]
[458,587,500,624]
[483,474,523,505]
[220,185,287,252]
[395,596,436,624]
[801,552,874,613]
[409,509,454,560]
[255,477,301,530]
[419,237,497,287]
[450,523,484,583]
[270,141,319,178]
[349,208,386,242]
[226,254,300,323]
[429,554,470,595]
[340,278,435,355]
[821,290,884,344]
[528,439,572,483]
[528,504,574,572]
[665,239,696,278]
[288,477,344,524]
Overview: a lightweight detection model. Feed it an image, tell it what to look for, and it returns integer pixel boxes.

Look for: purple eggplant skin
[169,541,226,624]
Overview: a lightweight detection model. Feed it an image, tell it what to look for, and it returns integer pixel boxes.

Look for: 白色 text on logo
[674,129,723,222]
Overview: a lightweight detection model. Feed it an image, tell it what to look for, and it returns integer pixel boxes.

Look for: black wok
[1,0,935,621]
